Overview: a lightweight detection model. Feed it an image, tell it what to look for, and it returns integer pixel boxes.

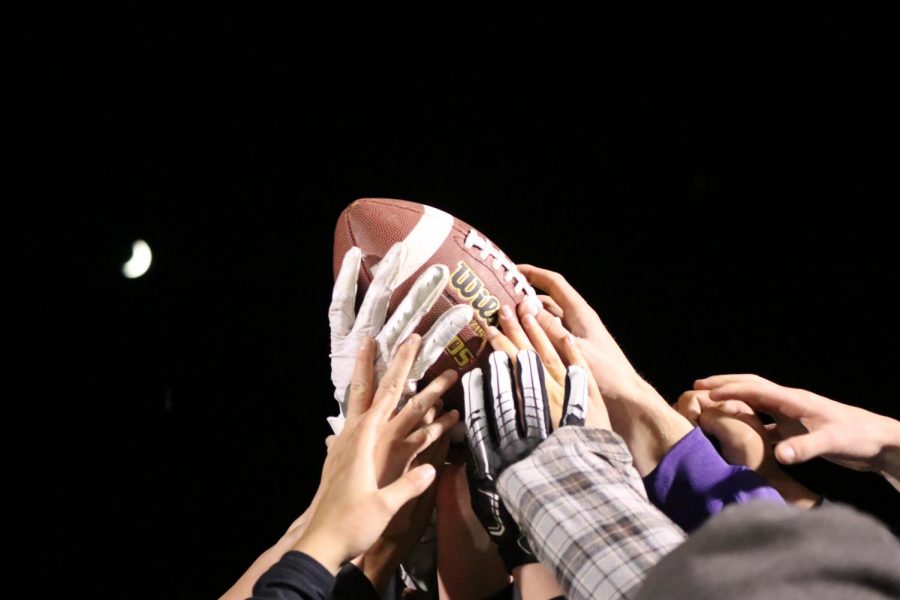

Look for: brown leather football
[333,198,535,411]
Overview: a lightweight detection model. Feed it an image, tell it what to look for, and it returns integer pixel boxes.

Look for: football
[333,198,536,410]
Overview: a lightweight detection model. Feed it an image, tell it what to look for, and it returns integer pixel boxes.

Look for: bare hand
[516,265,649,407]
[487,304,610,429]
[361,429,451,592]
[516,264,692,475]
[694,374,900,484]
[294,336,460,572]
[675,389,821,507]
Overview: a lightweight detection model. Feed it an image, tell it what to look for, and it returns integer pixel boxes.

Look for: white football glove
[328,242,474,434]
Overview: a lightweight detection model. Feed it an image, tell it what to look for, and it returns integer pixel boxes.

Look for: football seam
[451,233,522,298]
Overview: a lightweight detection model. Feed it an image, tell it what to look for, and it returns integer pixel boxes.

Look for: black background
[40,16,899,599]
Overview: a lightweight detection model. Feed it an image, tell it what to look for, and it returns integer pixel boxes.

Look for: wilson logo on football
[450,261,501,323]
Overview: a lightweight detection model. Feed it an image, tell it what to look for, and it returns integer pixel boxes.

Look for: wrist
[603,374,660,407]
[293,528,348,575]
[760,465,821,509]
[610,387,694,476]
[874,417,900,480]
[359,539,402,592]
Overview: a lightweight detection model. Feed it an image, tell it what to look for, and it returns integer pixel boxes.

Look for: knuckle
[419,424,437,444]
[676,390,697,405]
[547,271,565,286]
[425,423,443,444]
[407,394,428,413]
[375,493,395,512]
[379,378,402,396]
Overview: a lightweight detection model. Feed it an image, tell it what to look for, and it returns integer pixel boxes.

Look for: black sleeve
[329,562,379,600]
[251,551,336,600]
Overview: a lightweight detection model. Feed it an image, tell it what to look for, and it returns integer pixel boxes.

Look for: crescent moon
[123,239,152,279]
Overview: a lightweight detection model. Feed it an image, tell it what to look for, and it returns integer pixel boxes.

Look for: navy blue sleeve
[251,551,335,600]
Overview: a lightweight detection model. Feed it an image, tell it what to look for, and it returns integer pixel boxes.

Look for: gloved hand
[328,242,474,434]
[462,349,588,572]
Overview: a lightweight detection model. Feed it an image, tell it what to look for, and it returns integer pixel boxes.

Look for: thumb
[775,430,833,465]
[378,463,436,513]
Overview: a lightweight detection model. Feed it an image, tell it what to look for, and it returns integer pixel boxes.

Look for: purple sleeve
[642,428,784,532]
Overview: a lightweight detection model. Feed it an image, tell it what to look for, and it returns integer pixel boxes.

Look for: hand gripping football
[333,198,536,411]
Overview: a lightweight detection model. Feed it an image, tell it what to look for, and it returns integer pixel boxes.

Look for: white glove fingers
[379,264,449,355]
[463,368,494,479]
[516,350,550,442]
[326,416,345,436]
[328,247,362,339]
[561,365,588,427]
[409,304,474,381]
[354,242,408,338]
[488,351,520,452]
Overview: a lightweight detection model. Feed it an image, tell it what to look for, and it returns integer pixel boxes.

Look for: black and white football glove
[462,349,588,572]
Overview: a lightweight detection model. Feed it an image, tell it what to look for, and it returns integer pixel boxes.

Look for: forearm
[758,466,821,509]
[221,517,311,600]
[643,428,784,532]
[606,380,695,477]
[357,539,401,592]
[292,530,346,575]
[498,428,686,600]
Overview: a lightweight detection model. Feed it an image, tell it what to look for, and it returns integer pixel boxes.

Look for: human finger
[371,334,421,418]
[379,464,438,513]
[346,337,376,419]
[391,370,457,437]
[520,310,567,384]
[675,389,706,424]
[405,410,461,455]
[485,325,520,361]
[538,294,564,318]
[775,429,837,466]
[497,304,534,352]
[707,381,814,421]
[693,373,770,390]
[516,264,597,332]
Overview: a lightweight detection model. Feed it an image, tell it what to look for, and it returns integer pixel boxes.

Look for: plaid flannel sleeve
[497,427,687,600]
